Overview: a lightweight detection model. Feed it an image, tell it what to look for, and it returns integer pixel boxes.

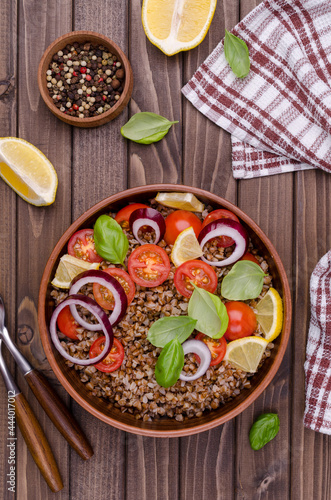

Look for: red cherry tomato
[68,228,103,263]
[174,260,218,298]
[57,306,79,340]
[201,209,240,248]
[240,252,260,266]
[195,333,227,366]
[128,244,170,287]
[224,302,257,341]
[164,210,202,245]
[115,203,149,229]
[93,268,135,310]
[89,336,124,373]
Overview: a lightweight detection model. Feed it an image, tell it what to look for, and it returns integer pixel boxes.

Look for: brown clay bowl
[38,31,133,128]
[38,184,291,437]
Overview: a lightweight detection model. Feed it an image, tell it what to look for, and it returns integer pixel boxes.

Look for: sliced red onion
[198,219,249,267]
[129,208,166,245]
[179,340,212,382]
[50,294,113,366]
[69,270,127,329]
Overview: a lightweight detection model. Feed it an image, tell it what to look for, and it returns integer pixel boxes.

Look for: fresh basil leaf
[249,413,280,450]
[155,338,184,388]
[188,286,228,339]
[93,214,129,265]
[121,112,178,144]
[221,260,266,300]
[148,316,197,348]
[224,30,250,78]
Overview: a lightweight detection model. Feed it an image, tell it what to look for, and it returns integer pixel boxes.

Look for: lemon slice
[255,288,283,342]
[142,0,217,56]
[0,137,58,206]
[156,192,204,212]
[171,226,203,267]
[51,254,100,289]
[224,336,268,373]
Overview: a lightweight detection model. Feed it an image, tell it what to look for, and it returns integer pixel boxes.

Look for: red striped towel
[304,251,331,435]
[182,0,331,179]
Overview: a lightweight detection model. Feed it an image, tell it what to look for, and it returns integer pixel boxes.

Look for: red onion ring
[179,340,212,381]
[198,219,249,267]
[129,208,166,245]
[50,294,113,366]
[69,270,127,329]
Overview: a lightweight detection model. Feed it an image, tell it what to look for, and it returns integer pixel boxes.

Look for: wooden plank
[0,1,17,499]
[291,169,331,500]
[15,1,73,498]
[69,2,129,500]
[180,2,239,499]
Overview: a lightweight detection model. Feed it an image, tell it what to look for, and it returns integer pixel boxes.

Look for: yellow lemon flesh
[51,254,100,289]
[255,288,283,342]
[156,192,204,212]
[0,137,58,206]
[224,337,269,373]
[142,0,217,56]
[171,226,203,267]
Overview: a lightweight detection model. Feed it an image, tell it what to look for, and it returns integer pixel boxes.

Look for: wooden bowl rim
[37,30,133,127]
[38,184,292,437]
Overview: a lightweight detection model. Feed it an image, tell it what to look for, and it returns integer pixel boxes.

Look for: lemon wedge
[156,192,204,212]
[171,226,203,267]
[255,288,283,342]
[51,254,100,289]
[142,0,217,56]
[224,336,268,373]
[0,137,58,206]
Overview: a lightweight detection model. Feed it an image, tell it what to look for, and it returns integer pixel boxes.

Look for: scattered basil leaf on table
[221,260,266,300]
[121,112,179,144]
[148,316,197,348]
[155,337,184,388]
[188,286,228,339]
[249,413,280,450]
[93,214,129,265]
[224,30,250,78]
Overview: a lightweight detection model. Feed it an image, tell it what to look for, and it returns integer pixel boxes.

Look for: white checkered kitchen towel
[182,0,331,179]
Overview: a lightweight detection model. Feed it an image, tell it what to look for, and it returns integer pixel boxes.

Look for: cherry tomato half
[128,244,170,287]
[115,203,148,229]
[195,333,227,366]
[164,210,202,245]
[240,251,260,266]
[89,336,124,373]
[68,228,103,263]
[93,268,136,310]
[174,260,218,298]
[201,209,240,248]
[224,302,257,341]
[57,306,79,340]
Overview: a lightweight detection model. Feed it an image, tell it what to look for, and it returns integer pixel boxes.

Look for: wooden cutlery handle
[14,392,63,492]
[25,369,93,460]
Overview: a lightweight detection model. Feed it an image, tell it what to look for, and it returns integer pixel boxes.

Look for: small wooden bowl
[38,31,133,128]
[38,185,292,437]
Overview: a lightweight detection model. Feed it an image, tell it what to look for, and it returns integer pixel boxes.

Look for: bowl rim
[37,30,133,127]
[38,184,292,437]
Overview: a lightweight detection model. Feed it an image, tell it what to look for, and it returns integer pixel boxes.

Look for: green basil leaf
[249,413,280,450]
[148,316,197,348]
[155,338,184,388]
[224,30,250,78]
[188,286,228,339]
[121,112,178,144]
[93,214,129,265]
[221,260,266,300]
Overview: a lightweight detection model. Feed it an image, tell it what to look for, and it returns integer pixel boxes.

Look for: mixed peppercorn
[46,41,125,118]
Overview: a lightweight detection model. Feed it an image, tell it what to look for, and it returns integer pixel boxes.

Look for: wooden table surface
[1,0,331,499]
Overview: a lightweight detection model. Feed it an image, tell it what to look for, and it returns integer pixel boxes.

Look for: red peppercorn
[73,104,79,110]
[86,75,92,81]
[102,95,106,101]
[80,67,87,74]
[73,71,78,76]
[98,77,103,82]
[69,107,73,112]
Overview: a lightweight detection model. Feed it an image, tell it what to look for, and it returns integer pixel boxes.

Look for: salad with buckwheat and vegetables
[49,192,283,422]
